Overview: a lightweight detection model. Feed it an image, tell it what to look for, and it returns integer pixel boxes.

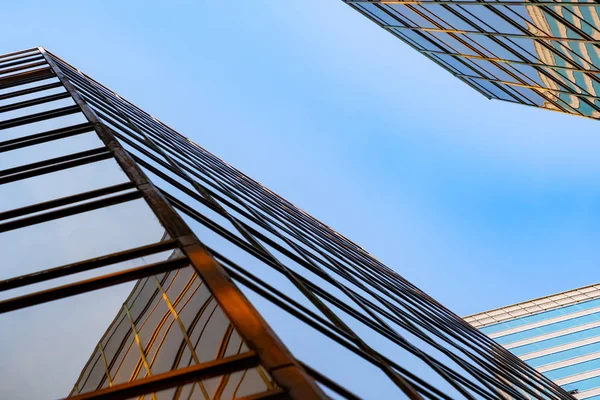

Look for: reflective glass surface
[497,312,600,345]
[348,0,600,119]
[0,47,573,400]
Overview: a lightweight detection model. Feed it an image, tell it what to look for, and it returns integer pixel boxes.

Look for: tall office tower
[466,284,600,399]
[346,0,600,119]
[0,46,575,400]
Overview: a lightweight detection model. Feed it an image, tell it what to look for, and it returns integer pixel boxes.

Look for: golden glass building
[346,0,600,119]
[0,47,577,400]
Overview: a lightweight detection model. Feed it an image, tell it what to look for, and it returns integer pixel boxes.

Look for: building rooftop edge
[464,281,600,329]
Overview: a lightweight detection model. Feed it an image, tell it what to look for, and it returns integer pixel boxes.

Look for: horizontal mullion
[62,351,259,400]
[108,123,222,195]
[118,133,199,183]
[0,54,41,70]
[0,150,111,185]
[428,53,532,93]
[164,189,387,342]
[196,159,321,235]
[65,72,116,108]
[0,146,108,178]
[60,61,153,125]
[0,81,62,101]
[0,60,47,78]
[107,121,272,229]
[515,97,587,118]
[133,149,253,221]
[164,191,276,266]
[78,77,204,160]
[209,198,438,368]
[465,74,599,100]
[78,89,145,138]
[134,157,292,257]
[0,122,93,153]
[131,134,368,284]
[0,48,39,62]
[144,157,358,296]
[0,91,70,114]
[421,49,600,75]
[220,253,353,343]
[223,243,449,399]
[0,103,80,129]
[0,181,135,222]
[101,124,217,203]
[0,256,189,314]
[460,74,570,107]
[89,93,178,153]
[0,67,54,90]
[0,55,45,72]
[386,25,600,46]
[218,258,372,383]
[87,102,150,146]
[105,109,207,172]
[218,226,397,348]
[227,184,354,263]
[54,57,176,140]
[82,81,176,143]
[62,67,186,147]
[73,82,183,158]
[197,162,358,263]
[61,67,130,117]
[0,238,179,292]
[122,144,302,253]
[55,59,189,152]
[77,91,122,123]
[511,82,600,101]
[0,189,142,233]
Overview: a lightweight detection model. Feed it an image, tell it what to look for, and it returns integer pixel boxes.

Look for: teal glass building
[466,284,600,399]
[346,0,600,119]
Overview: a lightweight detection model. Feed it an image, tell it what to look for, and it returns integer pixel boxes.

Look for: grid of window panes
[0,47,287,400]
[345,0,600,119]
[468,287,600,399]
[0,46,577,400]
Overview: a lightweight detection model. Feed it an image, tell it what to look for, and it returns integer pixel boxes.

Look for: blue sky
[3,0,600,320]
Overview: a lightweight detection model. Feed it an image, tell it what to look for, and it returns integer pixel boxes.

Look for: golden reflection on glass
[526,4,600,117]
[68,248,274,400]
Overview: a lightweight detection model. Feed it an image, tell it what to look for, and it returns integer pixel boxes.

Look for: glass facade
[68,243,275,398]
[0,47,575,399]
[346,0,600,119]
[467,284,600,399]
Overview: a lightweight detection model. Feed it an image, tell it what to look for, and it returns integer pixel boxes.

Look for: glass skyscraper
[0,46,576,399]
[346,0,600,119]
[466,284,600,399]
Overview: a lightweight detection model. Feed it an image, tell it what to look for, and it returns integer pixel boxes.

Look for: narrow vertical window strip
[123,304,158,400]
[151,274,212,400]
